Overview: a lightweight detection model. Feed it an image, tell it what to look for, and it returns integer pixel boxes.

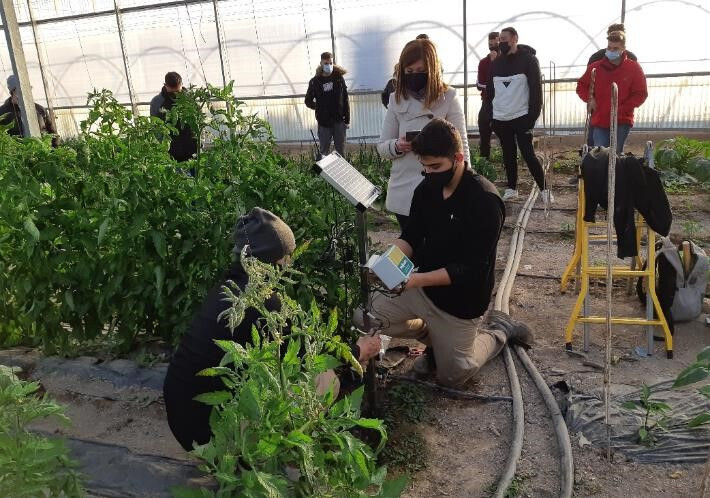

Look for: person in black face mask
[358,118,530,389]
[476,31,500,159]
[150,71,198,167]
[377,38,471,231]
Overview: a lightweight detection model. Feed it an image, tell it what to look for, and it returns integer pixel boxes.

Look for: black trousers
[395,213,409,232]
[492,116,545,190]
[477,103,493,159]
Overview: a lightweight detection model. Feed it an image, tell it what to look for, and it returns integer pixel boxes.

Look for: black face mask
[421,161,457,189]
[404,72,428,92]
[499,41,511,55]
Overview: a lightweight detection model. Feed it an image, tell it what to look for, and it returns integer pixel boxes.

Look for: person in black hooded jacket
[305,52,350,156]
[163,207,381,451]
[150,71,198,164]
[485,27,550,204]
[0,75,58,146]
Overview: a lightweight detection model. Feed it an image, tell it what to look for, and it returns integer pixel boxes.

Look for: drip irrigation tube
[493,175,574,497]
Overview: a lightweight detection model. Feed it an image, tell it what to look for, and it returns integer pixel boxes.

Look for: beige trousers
[355,288,505,388]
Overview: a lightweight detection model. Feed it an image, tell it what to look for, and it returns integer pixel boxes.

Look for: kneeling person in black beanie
[163,207,380,451]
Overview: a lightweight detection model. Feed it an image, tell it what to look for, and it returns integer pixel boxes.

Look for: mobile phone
[405,130,420,142]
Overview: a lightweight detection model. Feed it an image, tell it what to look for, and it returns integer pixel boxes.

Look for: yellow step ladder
[560,143,673,358]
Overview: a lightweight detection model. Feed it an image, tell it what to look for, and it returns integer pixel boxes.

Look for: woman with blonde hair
[377,38,470,229]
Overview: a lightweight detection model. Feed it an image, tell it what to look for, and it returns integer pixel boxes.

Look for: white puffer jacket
[377,87,470,216]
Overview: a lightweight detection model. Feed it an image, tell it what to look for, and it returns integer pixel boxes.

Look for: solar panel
[314,152,381,210]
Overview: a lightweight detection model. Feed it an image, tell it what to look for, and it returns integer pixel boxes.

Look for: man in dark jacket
[355,119,533,388]
[305,52,350,156]
[0,75,58,146]
[150,71,198,164]
[164,207,381,451]
[485,27,550,203]
[476,31,499,159]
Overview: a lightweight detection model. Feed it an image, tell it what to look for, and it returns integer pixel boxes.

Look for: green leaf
[699,385,710,398]
[673,365,709,388]
[379,474,409,498]
[639,427,648,441]
[621,401,640,411]
[196,367,234,378]
[154,265,165,297]
[151,230,167,258]
[193,390,231,406]
[23,216,40,241]
[697,346,710,363]
[313,353,341,373]
[688,413,710,428]
[98,218,109,244]
[64,290,75,312]
[348,385,364,413]
[239,382,262,420]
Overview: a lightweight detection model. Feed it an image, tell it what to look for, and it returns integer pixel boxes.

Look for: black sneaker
[484,311,534,349]
[411,348,436,376]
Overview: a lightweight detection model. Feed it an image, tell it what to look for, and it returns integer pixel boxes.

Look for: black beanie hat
[233,207,296,263]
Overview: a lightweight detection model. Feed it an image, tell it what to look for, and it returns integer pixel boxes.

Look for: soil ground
[1,138,708,497]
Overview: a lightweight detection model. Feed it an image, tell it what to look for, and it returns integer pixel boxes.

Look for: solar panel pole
[355,209,377,412]
[0,0,41,138]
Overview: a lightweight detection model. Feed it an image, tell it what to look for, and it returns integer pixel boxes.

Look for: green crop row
[0,84,374,355]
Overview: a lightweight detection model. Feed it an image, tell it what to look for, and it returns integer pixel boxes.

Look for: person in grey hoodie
[485,27,551,203]
[305,52,350,156]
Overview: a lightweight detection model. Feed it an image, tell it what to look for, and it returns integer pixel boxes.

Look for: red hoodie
[576,52,647,127]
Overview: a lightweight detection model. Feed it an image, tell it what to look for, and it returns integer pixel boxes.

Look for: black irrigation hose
[389,374,512,402]
[515,346,574,498]
[494,157,574,498]
[495,346,525,498]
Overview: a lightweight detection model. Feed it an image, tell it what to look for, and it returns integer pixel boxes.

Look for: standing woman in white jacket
[377,38,470,229]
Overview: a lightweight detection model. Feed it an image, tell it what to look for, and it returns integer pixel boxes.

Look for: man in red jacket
[576,30,647,153]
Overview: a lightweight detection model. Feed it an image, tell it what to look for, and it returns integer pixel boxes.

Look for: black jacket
[305,66,350,127]
[588,48,638,66]
[581,147,672,258]
[0,97,58,146]
[150,87,198,163]
[163,260,361,450]
[401,169,505,319]
[381,78,395,108]
[485,44,542,128]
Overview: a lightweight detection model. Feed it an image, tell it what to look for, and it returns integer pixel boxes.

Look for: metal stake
[0,0,41,137]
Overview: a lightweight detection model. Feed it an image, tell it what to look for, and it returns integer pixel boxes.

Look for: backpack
[637,237,708,332]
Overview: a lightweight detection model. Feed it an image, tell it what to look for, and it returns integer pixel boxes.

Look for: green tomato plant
[0,365,84,497]
[175,252,407,497]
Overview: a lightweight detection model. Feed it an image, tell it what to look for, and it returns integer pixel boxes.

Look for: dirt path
[1,143,707,497]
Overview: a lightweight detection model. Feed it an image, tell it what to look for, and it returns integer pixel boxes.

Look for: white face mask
[322,63,333,75]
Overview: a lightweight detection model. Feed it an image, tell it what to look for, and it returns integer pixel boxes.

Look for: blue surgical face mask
[322,63,333,75]
[605,49,622,60]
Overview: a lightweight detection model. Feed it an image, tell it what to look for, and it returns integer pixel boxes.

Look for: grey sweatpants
[318,122,346,156]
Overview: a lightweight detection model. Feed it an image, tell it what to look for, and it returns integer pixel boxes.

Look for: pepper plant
[0,85,361,354]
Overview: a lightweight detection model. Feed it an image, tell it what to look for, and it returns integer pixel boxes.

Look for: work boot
[411,348,436,377]
[484,310,534,349]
